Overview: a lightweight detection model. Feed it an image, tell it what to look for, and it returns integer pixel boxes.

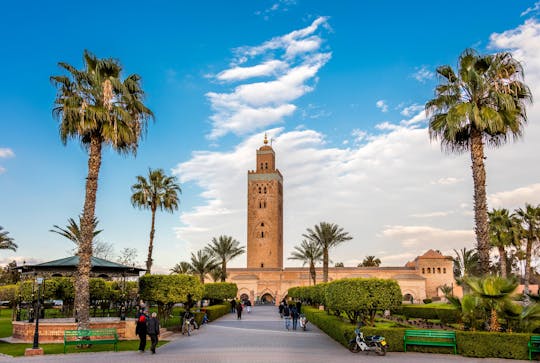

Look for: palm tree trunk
[146,208,157,274]
[76,137,102,330]
[498,246,507,278]
[323,247,329,283]
[524,237,532,295]
[221,261,227,282]
[200,274,204,284]
[309,261,316,285]
[470,129,490,275]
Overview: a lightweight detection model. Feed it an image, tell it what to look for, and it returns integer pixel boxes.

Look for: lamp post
[32,277,43,349]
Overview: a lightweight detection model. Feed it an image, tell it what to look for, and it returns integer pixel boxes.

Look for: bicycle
[182,317,193,336]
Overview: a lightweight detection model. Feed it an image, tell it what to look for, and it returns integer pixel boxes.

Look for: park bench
[63,328,118,353]
[529,335,540,360]
[403,329,456,354]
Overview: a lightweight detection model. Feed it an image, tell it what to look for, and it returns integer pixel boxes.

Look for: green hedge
[203,283,237,301]
[303,306,532,359]
[401,305,460,324]
[204,303,230,322]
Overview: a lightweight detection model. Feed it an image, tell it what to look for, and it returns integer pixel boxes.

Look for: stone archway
[403,293,414,303]
[240,293,249,301]
[260,293,274,304]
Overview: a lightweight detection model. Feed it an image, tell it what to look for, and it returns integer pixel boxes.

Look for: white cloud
[380,225,474,250]
[207,17,331,139]
[351,129,368,143]
[488,183,540,209]
[521,1,540,16]
[412,66,434,83]
[376,100,388,112]
[400,104,424,117]
[431,177,464,185]
[411,211,453,218]
[0,148,14,158]
[255,0,297,20]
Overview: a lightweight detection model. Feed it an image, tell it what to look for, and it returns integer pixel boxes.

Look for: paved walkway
[0,305,529,362]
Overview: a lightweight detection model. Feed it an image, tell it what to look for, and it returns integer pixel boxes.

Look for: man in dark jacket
[147,312,160,354]
[135,310,148,352]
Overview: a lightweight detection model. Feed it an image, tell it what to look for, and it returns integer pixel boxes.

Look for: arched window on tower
[261,231,265,238]
[443,268,447,274]
[260,163,263,170]
[427,267,431,273]
[263,187,267,194]
[263,201,267,208]
[261,222,264,227]
[265,162,268,169]
[259,201,262,208]
[258,187,262,194]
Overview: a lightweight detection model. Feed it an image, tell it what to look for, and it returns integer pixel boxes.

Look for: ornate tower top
[264,133,268,145]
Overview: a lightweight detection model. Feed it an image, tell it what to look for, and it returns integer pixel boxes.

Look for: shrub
[203,283,237,302]
[423,298,432,304]
[401,305,460,324]
[204,303,230,322]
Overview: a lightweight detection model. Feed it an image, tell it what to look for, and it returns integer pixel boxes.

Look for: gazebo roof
[18,256,145,277]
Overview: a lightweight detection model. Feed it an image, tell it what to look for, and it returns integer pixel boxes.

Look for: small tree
[203,282,238,305]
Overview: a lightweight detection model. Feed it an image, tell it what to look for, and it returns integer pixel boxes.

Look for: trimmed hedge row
[162,303,230,330]
[400,305,461,324]
[204,303,230,322]
[303,306,531,360]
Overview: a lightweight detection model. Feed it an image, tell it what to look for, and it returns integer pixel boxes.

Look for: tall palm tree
[50,216,104,254]
[488,208,518,278]
[515,204,540,295]
[426,49,532,274]
[204,235,245,282]
[189,250,218,283]
[170,261,192,274]
[465,275,518,331]
[453,247,480,279]
[360,255,381,267]
[302,222,352,283]
[209,266,225,282]
[288,239,323,285]
[51,50,153,329]
[131,168,181,274]
[0,226,17,252]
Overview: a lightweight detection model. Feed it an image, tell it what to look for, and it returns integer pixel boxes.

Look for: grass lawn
[0,309,12,338]
[0,340,168,357]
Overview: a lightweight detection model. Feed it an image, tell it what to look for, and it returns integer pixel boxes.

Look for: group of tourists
[135,302,161,354]
[230,297,252,319]
[279,300,302,331]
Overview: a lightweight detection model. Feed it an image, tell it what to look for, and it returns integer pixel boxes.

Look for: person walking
[246,299,252,313]
[230,299,236,313]
[147,312,160,354]
[278,301,284,318]
[236,300,243,319]
[291,305,299,331]
[135,310,148,353]
[283,304,291,330]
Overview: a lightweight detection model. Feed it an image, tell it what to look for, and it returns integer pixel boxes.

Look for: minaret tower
[247,134,283,269]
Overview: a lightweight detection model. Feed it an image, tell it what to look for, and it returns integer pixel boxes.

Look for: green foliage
[401,305,461,324]
[139,274,203,305]
[423,298,432,304]
[204,303,230,322]
[203,282,238,301]
[0,285,17,305]
[325,278,402,325]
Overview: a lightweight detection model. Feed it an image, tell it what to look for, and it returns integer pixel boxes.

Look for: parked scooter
[348,326,388,356]
[299,314,308,331]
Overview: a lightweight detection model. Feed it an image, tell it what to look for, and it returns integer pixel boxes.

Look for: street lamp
[32,277,43,349]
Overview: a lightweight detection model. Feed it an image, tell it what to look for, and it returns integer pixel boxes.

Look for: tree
[465,275,518,331]
[50,216,112,258]
[189,250,218,283]
[488,208,519,277]
[303,222,352,283]
[131,168,181,274]
[426,49,532,274]
[51,50,153,329]
[0,226,17,252]
[209,266,225,282]
[203,282,238,304]
[359,256,381,267]
[288,239,323,285]
[0,261,20,284]
[204,235,245,282]
[334,262,344,267]
[515,204,540,295]
[453,247,480,279]
[116,247,138,266]
[170,261,192,275]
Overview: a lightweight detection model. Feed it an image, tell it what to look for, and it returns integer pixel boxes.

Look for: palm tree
[0,226,17,252]
[204,235,245,282]
[189,250,218,283]
[303,222,352,283]
[170,261,192,274]
[426,49,532,274]
[488,208,517,277]
[360,255,381,267]
[453,247,480,279]
[209,266,225,282]
[515,204,540,295]
[131,168,181,274]
[465,275,518,331]
[288,239,323,285]
[50,216,103,254]
[51,50,153,329]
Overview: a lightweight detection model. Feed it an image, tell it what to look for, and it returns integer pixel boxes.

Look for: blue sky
[1,1,540,272]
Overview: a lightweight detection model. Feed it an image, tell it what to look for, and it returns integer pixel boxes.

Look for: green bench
[404,329,457,354]
[63,328,118,354]
[529,335,540,360]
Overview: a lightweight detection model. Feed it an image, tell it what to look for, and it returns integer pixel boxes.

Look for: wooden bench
[63,328,118,354]
[529,335,540,360]
[403,329,456,354]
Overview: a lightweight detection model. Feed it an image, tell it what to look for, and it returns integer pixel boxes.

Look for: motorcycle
[299,314,308,331]
[348,327,388,356]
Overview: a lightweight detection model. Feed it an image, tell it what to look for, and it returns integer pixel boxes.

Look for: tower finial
[264,133,268,145]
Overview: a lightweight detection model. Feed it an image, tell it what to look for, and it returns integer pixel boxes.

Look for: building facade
[227,137,456,304]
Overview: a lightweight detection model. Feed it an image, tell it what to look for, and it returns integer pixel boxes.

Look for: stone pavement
[0,305,529,362]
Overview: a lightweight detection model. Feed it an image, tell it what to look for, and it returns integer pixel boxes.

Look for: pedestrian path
[0,305,529,362]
